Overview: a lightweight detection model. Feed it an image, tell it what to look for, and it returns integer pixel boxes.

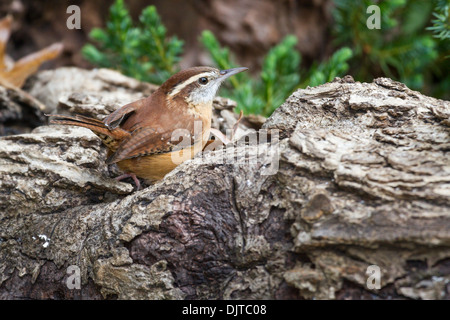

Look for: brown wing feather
[103,97,149,129]
[105,121,199,164]
[106,127,171,164]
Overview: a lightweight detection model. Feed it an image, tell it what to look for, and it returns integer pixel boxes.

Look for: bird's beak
[219,67,248,81]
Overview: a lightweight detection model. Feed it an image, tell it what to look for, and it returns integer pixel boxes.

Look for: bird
[48,66,248,190]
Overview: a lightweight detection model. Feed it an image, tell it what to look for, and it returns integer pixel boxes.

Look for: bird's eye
[198,77,208,85]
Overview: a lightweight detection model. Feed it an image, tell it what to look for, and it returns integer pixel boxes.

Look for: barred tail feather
[49,114,111,136]
[47,114,130,150]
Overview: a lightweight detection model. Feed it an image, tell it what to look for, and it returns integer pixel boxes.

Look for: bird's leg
[115,173,141,190]
[210,128,231,145]
[231,110,244,141]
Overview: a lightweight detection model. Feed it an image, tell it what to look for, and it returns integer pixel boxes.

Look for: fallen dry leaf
[0,15,63,88]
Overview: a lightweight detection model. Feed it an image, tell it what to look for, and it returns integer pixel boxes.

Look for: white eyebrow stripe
[169,72,214,97]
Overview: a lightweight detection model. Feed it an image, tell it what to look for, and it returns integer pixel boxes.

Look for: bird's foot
[115,173,141,191]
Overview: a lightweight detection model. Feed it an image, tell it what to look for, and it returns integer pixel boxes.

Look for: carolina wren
[49,66,248,189]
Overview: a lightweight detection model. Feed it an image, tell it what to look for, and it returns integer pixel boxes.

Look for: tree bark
[0,70,449,299]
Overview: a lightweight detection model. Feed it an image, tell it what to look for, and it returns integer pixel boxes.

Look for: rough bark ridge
[0,72,449,299]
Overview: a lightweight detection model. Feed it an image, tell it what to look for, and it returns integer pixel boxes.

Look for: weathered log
[0,72,449,300]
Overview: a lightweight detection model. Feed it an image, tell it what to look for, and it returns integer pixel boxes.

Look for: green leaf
[260,35,301,115]
[89,28,108,43]
[81,44,108,66]
[138,5,183,77]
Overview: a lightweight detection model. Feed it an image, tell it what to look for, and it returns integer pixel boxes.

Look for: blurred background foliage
[334,0,449,101]
[81,0,449,117]
[82,1,183,85]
